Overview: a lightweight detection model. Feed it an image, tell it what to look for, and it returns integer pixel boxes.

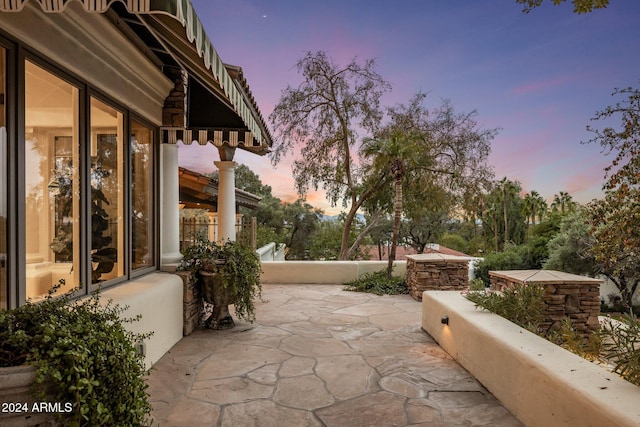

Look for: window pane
[24,61,79,299]
[90,98,124,284]
[1,46,6,308]
[131,120,154,270]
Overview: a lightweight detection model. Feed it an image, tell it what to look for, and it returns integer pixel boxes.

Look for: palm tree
[361,134,413,277]
[551,191,576,216]
[523,193,534,226]
[499,178,520,246]
[534,195,548,223]
[523,190,546,226]
[486,202,500,252]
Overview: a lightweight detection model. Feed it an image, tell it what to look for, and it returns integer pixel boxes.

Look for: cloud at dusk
[511,77,570,96]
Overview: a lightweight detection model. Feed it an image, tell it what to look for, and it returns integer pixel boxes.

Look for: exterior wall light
[441,315,449,325]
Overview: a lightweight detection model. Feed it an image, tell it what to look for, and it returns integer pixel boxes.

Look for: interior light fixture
[441,315,449,325]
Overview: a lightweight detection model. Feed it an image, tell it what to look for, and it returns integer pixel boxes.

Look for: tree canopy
[270,52,497,260]
[269,51,390,259]
[583,84,640,307]
[516,0,610,13]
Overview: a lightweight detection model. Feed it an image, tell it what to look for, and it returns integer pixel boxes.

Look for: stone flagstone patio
[146,284,523,426]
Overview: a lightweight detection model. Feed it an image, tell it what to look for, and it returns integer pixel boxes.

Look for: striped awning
[162,127,261,149]
[1,0,269,149]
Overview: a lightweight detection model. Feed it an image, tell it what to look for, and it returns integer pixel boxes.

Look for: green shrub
[0,281,153,426]
[473,248,526,286]
[600,313,640,386]
[439,232,469,254]
[343,269,408,296]
[468,278,486,291]
[179,238,262,322]
[474,239,553,286]
[466,284,545,333]
[467,284,640,386]
[546,318,602,362]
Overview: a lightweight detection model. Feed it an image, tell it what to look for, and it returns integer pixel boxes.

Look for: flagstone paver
[146,284,524,426]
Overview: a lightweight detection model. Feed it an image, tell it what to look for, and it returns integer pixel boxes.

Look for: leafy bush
[468,278,486,291]
[439,232,469,254]
[600,314,640,386]
[343,269,408,295]
[467,283,640,386]
[473,248,527,286]
[466,284,546,333]
[0,281,152,426]
[474,241,551,286]
[179,237,262,322]
[546,318,602,362]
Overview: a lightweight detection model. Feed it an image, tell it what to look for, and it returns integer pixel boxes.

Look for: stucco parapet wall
[422,291,640,427]
[260,261,407,284]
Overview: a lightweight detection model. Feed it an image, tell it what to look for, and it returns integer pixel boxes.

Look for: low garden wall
[422,291,640,427]
[260,260,407,284]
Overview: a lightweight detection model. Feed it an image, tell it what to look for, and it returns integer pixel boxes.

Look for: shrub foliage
[0,282,153,426]
[466,284,546,333]
[467,284,640,386]
[343,269,408,295]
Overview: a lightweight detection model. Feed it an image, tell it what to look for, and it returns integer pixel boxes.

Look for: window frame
[4,42,161,303]
[129,114,159,278]
[0,35,14,308]
[87,92,129,292]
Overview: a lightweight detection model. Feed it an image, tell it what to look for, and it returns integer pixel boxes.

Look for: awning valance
[162,127,265,153]
[1,0,272,151]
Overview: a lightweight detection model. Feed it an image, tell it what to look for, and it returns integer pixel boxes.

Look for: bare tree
[269,51,390,259]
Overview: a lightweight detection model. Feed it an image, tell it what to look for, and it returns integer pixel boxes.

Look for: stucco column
[214,161,237,242]
[160,143,182,269]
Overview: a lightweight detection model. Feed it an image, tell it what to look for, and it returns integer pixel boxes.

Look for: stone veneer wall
[175,271,202,336]
[406,257,469,301]
[162,69,187,127]
[490,273,601,339]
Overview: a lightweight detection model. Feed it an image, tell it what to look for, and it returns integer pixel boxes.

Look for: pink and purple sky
[179,0,640,215]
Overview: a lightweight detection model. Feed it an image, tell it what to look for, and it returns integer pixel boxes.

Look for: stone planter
[200,271,235,330]
[0,365,54,426]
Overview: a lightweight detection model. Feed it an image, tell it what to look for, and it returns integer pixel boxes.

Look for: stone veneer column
[214,161,237,242]
[160,143,182,269]
[406,254,470,301]
[489,270,602,339]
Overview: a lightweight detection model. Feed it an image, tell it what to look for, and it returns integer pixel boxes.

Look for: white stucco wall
[422,291,640,427]
[260,260,407,284]
[101,273,183,370]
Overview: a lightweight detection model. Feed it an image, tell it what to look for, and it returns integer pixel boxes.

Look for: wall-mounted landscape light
[441,315,449,325]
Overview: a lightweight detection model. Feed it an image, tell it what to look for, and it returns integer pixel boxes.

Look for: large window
[131,120,155,270]
[1,46,6,308]
[16,59,157,300]
[24,61,80,299]
[90,98,124,284]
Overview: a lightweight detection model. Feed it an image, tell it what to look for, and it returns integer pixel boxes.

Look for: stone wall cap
[406,253,472,262]
[489,269,603,285]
